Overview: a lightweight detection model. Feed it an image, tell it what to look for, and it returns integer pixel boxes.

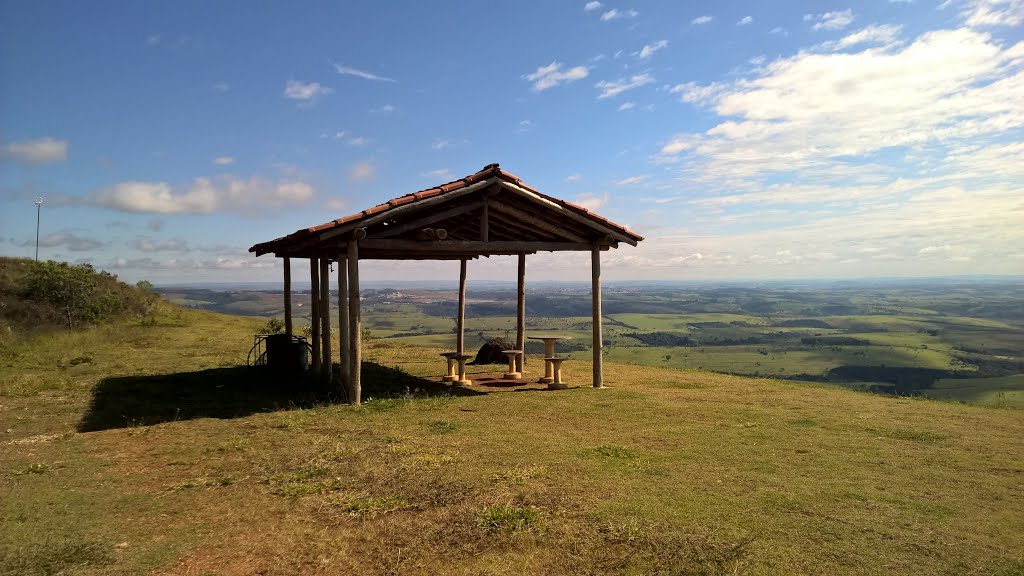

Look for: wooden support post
[338,252,349,392]
[347,242,361,405]
[457,259,467,356]
[309,257,321,378]
[516,253,526,373]
[319,258,331,383]
[592,243,603,388]
[283,257,293,336]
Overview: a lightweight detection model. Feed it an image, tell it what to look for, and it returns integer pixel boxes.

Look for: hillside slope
[1,305,1021,575]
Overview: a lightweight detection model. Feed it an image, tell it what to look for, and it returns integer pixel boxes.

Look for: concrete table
[527,335,572,384]
[439,352,460,382]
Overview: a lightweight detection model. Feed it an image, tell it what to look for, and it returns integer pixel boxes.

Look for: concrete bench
[439,352,460,382]
[501,350,523,379]
[545,357,569,390]
[451,353,474,385]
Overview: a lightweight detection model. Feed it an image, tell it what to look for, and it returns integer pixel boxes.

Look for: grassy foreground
[1,306,1022,575]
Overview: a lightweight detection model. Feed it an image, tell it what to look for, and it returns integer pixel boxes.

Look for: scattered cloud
[804,9,855,31]
[770,26,788,36]
[212,81,230,93]
[959,0,1024,27]
[423,168,453,180]
[324,197,347,211]
[615,175,648,186]
[618,102,636,111]
[349,161,375,182]
[332,63,397,83]
[584,1,603,12]
[517,120,534,133]
[146,33,201,50]
[566,173,583,182]
[57,175,316,215]
[595,73,654,98]
[18,232,103,252]
[524,61,589,91]
[821,24,903,51]
[283,80,332,105]
[432,139,451,150]
[574,192,609,211]
[213,156,234,166]
[691,15,714,25]
[346,136,368,147]
[637,40,669,59]
[370,104,395,114]
[134,236,190,252]
[1,137,68,165]
[147,218,164,231]
[601,8,638,21]
[737,16,754,25]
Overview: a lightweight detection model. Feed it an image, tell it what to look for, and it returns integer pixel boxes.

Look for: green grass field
[2,305,1023,575]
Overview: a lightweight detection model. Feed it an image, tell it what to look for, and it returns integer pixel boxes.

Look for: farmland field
[160,280,1024,407]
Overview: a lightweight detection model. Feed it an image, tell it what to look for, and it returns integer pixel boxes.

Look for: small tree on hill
[25,261,100,329]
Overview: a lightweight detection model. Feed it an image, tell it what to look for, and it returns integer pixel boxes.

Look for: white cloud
[566,173,583,182]
[805,9,855,31]
[349,161,375,182]
[618,102,636,111]
[770,27,788,36]
[347,136,368,147]
[691,15,714,25]
[615,175,648,186]
[821,24,903,51]
[212,81,230,93]
[66,175,316,215]
[574,192,609,211]
[324,197,346,211]
[601,8,638,21]
[332,63,397,83]
[1,137,68,165]
[737,16,754,25]
[432,139,451,150]
[517,120,534,133]
[595,73,654,98]
[960,0,1024,27]
[584,1,603,12]
[213,156,234,166]
[370,104,396,114]
[134,236,190,252]
[659,28,1024,180]
[637,40,669,59]
[524,61,590,91]
[283,80,332,104]
[19,232,102,251]
[423,168,453,180]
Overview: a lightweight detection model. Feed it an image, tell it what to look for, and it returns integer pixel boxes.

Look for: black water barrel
[265,334,308,373]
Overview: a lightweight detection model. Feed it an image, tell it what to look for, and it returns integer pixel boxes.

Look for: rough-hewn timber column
[319,258,331,384]
[309,257,321,378]
[457,259,467,356]
[283,257,293,336]
[516,253,526,373]
[338,252,349,392]
[347,242,361,405]
[592,243,603,388]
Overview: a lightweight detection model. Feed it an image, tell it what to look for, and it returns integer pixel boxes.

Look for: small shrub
[257,318,284,334]
[478,505,542,533]
[593,444,635,459]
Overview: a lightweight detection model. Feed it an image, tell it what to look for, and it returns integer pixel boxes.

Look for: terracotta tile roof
[249,163,644,255]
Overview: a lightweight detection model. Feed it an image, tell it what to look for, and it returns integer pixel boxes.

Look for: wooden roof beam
[497,181,638,246]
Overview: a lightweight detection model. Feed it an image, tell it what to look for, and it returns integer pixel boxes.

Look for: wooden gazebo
[248,163,643,404]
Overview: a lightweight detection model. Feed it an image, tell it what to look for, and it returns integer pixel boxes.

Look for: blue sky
[1,0,1021,283]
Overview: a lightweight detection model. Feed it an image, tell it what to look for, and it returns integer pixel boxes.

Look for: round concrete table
[527,334,572,384]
